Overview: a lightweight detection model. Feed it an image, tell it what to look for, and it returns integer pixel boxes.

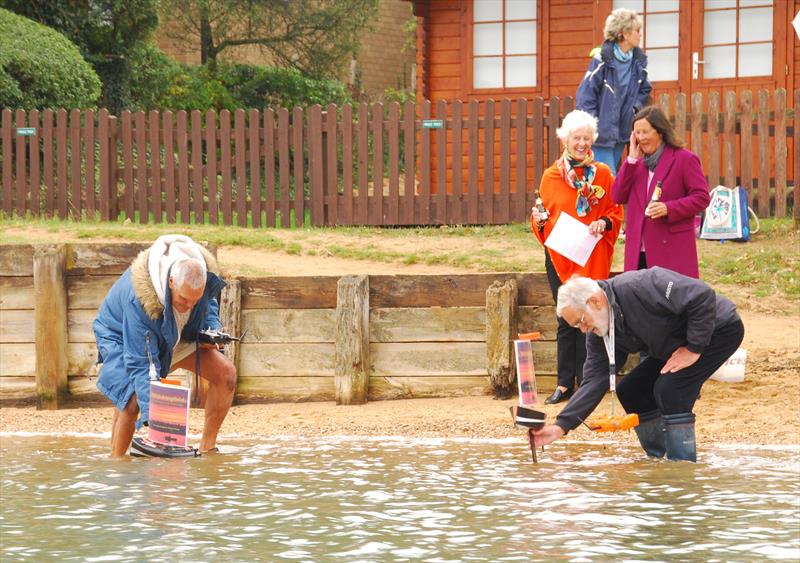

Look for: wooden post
[335,275,369,405]
[485,279,518,399]
[219,279,242,405]
[33,244,69,409]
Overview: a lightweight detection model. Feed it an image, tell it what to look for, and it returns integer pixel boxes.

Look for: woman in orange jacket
[531,109,624,404]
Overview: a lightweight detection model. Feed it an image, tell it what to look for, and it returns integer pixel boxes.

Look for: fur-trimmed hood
[131,242,220,320]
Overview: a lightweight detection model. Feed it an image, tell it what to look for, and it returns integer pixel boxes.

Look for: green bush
[216,63,352,110]
[0,8,100,109]
[160,65,238,112]
[127,43,185,111]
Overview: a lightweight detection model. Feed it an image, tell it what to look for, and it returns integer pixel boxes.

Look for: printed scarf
[556,149,605,217]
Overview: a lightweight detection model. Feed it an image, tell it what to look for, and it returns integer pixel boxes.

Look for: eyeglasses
[569,312,587,329]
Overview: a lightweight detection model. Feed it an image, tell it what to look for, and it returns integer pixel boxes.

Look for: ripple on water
[1,435,798,562]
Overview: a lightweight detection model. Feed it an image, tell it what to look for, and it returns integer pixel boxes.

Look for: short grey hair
[171,258,206,290]
[603,8,642,43]
[556,110,599,143]
[556,276,602,318]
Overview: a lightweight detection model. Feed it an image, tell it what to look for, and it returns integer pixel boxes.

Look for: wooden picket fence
[1,88,797,227]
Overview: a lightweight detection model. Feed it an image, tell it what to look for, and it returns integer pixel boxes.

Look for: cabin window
[702,0,773,79]
[614,0,679,82]
[472,0,538,89]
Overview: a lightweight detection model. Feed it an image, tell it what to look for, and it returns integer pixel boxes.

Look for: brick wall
[155,0,416,99]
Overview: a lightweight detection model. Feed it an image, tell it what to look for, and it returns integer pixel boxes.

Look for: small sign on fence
[422,119,444,129]
[16,127,36,137]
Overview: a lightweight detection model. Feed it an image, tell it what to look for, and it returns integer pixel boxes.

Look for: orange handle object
[586,413,639,432]
[517,331,542,341]
[159,379,184,386]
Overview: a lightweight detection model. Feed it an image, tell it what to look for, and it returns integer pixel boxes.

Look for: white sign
[544,211,601,267]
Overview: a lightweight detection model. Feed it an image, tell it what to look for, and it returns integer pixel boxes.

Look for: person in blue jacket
[93,235,236,457]
[576,8,652,175]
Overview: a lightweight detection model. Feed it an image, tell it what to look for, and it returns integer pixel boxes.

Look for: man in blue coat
[93,235,236,457]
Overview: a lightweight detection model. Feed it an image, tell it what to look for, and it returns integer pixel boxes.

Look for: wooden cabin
[411,0,793,105]
[408,0,797,204]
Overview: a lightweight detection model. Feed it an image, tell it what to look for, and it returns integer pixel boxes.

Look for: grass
[1,215,797,303]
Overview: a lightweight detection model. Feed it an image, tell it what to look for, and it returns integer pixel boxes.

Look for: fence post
[219,279,242,406]
[335,275,369,405]
[34,244,69,409]
[108,115,119,221]
[486,279,518,399]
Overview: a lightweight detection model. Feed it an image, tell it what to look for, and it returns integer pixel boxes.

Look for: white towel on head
[147,235,206,306]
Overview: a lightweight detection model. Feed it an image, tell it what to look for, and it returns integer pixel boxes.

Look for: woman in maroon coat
[612,106,710,278]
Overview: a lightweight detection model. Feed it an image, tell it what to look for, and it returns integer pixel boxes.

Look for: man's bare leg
[172,347,236,453]
[110,395,139,458]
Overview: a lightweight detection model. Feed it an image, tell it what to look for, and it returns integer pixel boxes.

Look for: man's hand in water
[529,424,565,447]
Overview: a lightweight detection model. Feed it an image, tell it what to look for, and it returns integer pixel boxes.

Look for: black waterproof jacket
[555,267,740,433]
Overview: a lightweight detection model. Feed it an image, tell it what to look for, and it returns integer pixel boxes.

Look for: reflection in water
[1,435,798,562]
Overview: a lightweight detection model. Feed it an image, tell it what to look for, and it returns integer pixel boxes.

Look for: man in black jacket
[532,267,744,461]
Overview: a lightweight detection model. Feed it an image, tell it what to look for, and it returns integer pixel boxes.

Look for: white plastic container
[710,348,747,383]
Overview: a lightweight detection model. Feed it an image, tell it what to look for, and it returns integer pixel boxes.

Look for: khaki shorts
[170,341,198,368]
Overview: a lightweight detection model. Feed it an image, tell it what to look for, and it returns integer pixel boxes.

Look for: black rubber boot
[633,409,666,458]
[664,413,697,462]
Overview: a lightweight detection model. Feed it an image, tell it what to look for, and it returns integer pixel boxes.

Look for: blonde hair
[603,8,642,43]
[556,110,598,143]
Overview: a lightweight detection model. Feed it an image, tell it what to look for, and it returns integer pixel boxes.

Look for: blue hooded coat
[93,243,225,427]
[576,41,651,148]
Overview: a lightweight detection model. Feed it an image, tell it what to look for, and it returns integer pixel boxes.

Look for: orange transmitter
[586,413,640,432]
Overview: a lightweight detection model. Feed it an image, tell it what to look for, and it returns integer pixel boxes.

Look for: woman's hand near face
[629,130,642,160]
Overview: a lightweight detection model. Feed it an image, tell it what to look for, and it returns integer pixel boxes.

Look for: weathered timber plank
[518,305,557,340]
[34,244,69,408]
[368,375,490,400]
[241,277,339,309]
[238,343,336,377]
[369,273,552,308]
[0,309,35,342]
[66,243,149,275]
[66,243,217,276]
[68,342,99,376]
[0,245,35,276]
[335,275,369,405]
[0,376,35,399]
[370,342,487,376]
[369,307,485,342]
[67,375,104,399]
[67,276,117,309]
[240,308,337,343]
[370,341,558,377]
[235,376,335,402]
[485,279,518,398]
[0,343,35,376]
[0,277,34,308]
[68,309,97,342]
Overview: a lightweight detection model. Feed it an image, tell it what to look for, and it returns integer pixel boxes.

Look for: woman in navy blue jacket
[576,8,651,174]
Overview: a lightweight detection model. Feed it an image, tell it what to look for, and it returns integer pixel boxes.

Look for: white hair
[170,258,206,290]
[556,276,602,318]
[556,110,599,143]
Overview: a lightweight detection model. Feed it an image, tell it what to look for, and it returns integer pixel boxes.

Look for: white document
[544,211,601,267]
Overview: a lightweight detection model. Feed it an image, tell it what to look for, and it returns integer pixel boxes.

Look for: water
[1,434,799,562]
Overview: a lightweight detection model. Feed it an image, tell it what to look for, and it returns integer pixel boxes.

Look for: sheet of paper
[544,211,601,267]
